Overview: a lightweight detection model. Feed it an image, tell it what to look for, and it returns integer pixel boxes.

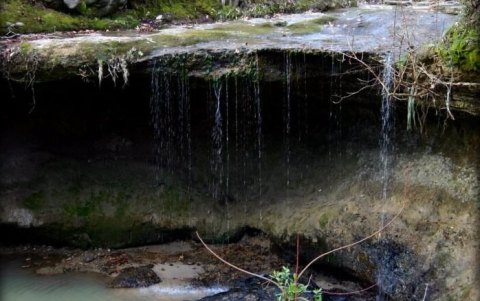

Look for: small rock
[36,265,64,275]
[82,252,96,263]
[108,265,161,288]
[274,21,287,27]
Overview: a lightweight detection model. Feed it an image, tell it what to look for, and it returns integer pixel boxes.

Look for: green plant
[437,25,480,72]
[270,266,322,301]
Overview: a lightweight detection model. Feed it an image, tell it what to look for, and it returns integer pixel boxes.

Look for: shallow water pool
[0,259,227,301]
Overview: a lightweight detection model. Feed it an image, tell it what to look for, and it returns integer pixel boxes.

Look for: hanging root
[96,47,143,88]
[407,86,416,131]
[98,59,103,87]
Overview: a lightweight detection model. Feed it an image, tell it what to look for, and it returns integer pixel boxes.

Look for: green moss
[128,0,221,20]
[287,16,336,35]
[69,27,233,64]
[64,198,96,217]
[318,212,330,227]
[437,24,480,72]
[19,42,33,55]
[112,191,131,217]
[162,187,190,216]
[166,29,231,46]
[23,191,46,210]
[215,21,276,36]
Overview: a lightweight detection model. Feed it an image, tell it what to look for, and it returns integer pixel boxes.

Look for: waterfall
[376,51,395,301]
[284,52,292,194]
[150,61,191,187]
[150,65,174,185]
[211,79,224,202]
[328,53,342,161]
[254,53,263,220]
[380,51,394,222]
[150,63,162,185]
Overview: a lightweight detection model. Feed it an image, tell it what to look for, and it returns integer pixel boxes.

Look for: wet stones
[108,264,161,288]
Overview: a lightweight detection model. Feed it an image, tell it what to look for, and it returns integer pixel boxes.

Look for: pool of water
[0,259,227,301]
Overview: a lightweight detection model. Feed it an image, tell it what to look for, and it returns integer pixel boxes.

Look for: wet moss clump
[437,23,480,72]
[127,0,221,20]
[286,15,336,35]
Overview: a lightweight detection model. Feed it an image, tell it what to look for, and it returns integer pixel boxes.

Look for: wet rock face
[108,264,161,288]
[366,240,423,300]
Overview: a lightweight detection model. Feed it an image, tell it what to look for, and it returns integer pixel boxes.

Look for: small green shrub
[271,266,323,301]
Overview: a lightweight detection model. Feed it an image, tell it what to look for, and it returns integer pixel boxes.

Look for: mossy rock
[286,15,336,35]
[437,23,480,72]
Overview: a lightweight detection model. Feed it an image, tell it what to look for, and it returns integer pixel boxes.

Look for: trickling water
[240,78,248,221]
[254,53,263,220]
[284,53,292,194]
[376,51,395,301]
[328,53,343,163]
[150,63,166,185]
[181,73,192,191]
[302,53,309,143]
[225,78,230,230]
[380,51,395,220]
[150,63,192,187]
[211,79,224,201]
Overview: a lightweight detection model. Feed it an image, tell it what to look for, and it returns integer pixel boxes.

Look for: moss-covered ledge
[0,12,346,83]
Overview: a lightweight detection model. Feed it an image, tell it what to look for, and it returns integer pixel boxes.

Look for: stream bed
[0,258,227,301]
